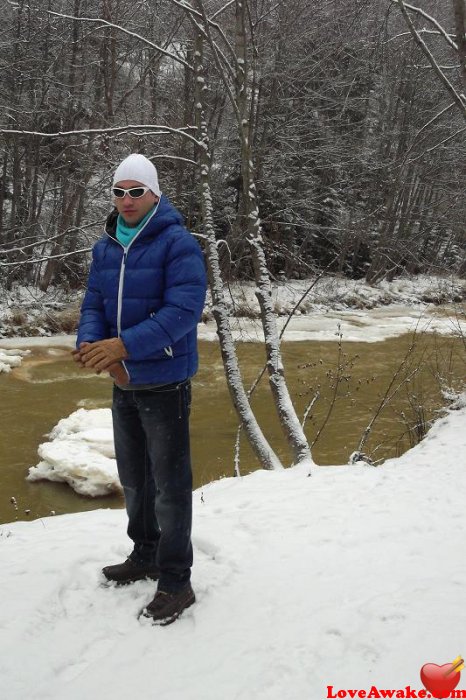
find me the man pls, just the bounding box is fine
[73,153,207,625]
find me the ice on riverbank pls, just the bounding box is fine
[0,347,30,373]
[218,273,465,317]
[27,408,120,497]
[2,394,466,699]
[1,302,465,349]
[1,274,464,339]
[200,303,466,342]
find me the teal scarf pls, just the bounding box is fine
[116,206,156,247]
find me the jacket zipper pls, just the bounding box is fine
[116,249,131,382]
[106,198,162,381]
[117,250,127,338]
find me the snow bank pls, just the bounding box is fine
[0,334,75,349]
[1,395,466,699]
[0,347,30,373]
[1,275,464,340]
[27,408,121,497]
[0,275,464,348]
[199,303,466,342]
[204,274,465,318]
[197,274,466,342]
[0,283,78,338]
[2,304,465,350]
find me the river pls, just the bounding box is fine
[0,331,464,524]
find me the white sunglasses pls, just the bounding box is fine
[113,186,151,199]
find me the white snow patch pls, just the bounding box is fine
[199,305,466,343]
[214,274,465,314]
[27,409,120,497]
[0,334,76,348]
[0,347,30,373]
[199,274,465,342]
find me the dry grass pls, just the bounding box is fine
[42,306,80,334]
[8,309,28,326]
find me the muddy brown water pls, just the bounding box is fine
[0,334,464,524]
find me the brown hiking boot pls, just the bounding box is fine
[139,584,195,625]
[102,558,160,585]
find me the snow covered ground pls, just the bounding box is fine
[1,395,465,699]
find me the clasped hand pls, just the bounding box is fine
[72,338,129,373]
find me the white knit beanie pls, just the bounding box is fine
[112,153,161,197]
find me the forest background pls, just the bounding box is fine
[0,0,464,293]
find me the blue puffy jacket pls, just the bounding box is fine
[77,195,207,386]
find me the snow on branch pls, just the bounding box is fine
[169,0,203,20]
[0,124,202,147]
[387,29,457,44]
[0,221,101,256]
[192,16,240,121]
[392,0,466,120]
[125,150,197,165]
[211,0,235,20]
[390,1,458,51]
[0,247,92,267]
[171,0,239,83]
[47,11,194,71]
[153,154,197,165]
[398,102,455,165]
[408,125,466,163]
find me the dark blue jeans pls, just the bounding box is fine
[111,381,193,593]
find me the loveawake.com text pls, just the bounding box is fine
[326,686,466,698]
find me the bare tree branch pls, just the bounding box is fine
[0,221,102,255]
[47,11,194,71]
[211,0,235,20]
[391,2,458,51]
[0,125,202,147]
[0,248,92,267]
[387,29,456,44]
[170,0,239,74]
[452,0,466,89]
[392,0,466,118]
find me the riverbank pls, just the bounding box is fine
[1,300,465,357]
[1,393,465,699]
[0,273,464,339]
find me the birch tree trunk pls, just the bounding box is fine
[453,0,466,91]
[193,32,282,471]
[234,0,312,466]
